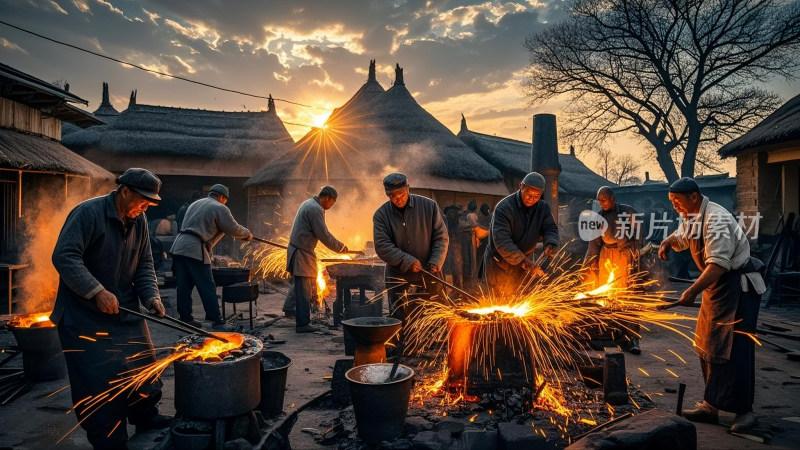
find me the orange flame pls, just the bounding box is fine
[8,312,54,328]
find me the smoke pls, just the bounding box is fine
[16,177,113,314]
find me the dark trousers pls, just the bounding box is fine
[293,275,316,327]
[58,324,162,450]
[174,255,221,322]
[702,288,761,414]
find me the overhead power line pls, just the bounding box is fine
[0,20,328,111]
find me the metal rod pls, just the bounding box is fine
[676,382,687,415]
[252,237,288,249]
[420,268,481,303]
[118,307,230,343]
[668,276,697,284]
[156,312,230,342]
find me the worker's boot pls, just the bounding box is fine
[731,412,757,433]
[682,401,719,423]
[627,338,641,355]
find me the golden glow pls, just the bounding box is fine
[8,313,54,328]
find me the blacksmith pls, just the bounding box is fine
[373,173,449,317]
[483,172,559,296]
[170,184,253,329]
[658,177,764,433]
[286,186,351,333]
[583,186,642,354]
[52,168,171,449]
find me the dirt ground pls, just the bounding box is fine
[1,281,799,449]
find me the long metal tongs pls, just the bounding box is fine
[119,306,230,343]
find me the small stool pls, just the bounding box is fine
[221,282,259,329]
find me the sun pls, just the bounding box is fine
[310,112,330,128]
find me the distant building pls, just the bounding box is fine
[245,61,508,240]
[0,63,112,263]
[62,86,294,245]
[719,93,800,237]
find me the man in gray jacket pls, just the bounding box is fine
[52,168,171,449]
[483,172,559,296]
[170,184,253,329]
[287,186,351,332]
[373,173,449,318]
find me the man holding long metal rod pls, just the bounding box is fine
[286,186,353,333]
[52,168,171,450]
[658,177,765,433]
[482,172,559,297]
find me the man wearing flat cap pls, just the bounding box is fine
[52,167,171,449]
[483,171,559,296]
[171,183,253,330]
[658,177,764,433]
[373,173,449,319]
[285,186,353,333]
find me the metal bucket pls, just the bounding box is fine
[346,363,414,444]
[173,334,263,419]
[10,325,67,381]
[257,351,292,418]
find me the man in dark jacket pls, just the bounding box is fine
[483,172,559,296]
[373,173,449,316]
[286,186,351,333]
[52,168,171,450]
[170,184,253,330]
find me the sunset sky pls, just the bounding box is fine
[2,0,798,180]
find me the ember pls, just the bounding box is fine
[8,312,54,328]
[173,332,260,362]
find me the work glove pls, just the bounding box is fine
[521,258,537,273]
[544,244,557,258]
[428,264,440,273]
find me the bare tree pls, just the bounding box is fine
[595,147,643,185]
[523,0,800,182]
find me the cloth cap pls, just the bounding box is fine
[668,177,700,194]
[467,200,477,211]
[319,185,338,199]
[480,202,490,215]
[117,168,161,203]
[209,184,230,198]
[383,173,408,192]
[521,172,546,190]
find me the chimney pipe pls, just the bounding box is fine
[531,114,561,221]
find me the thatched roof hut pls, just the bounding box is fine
[719,93,800,157]
[246,63,506,196]
[456,116,612,198]
[62,90,293,177]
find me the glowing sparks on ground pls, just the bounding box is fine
[402,250,696,425]
[665,368,680,378]
[638,367,650,376]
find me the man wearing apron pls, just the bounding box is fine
[583,186,642,354]
[659,177,764,433]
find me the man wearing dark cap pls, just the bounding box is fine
[373,173,449,317]
[286,186,352,332]
[659,177,764,433]
[583,186,643,354]
[483,171,559,296]
[52,168,171,449]
[171,183,253,330]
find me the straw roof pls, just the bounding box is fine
[457,117,613,197]
[62,93,294,175]
[0,63,103,128]
[0,129,114,179]
[719,93,800,157]
[246,63,504,194]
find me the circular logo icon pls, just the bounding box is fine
[578,210,608,241]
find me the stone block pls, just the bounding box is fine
[566,408,696,450]
[497,423,554,450]
[461,430,498,450]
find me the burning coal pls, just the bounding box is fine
[8,312,54,328]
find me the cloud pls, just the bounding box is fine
[48,1,68,15]
[0,38,28,54]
